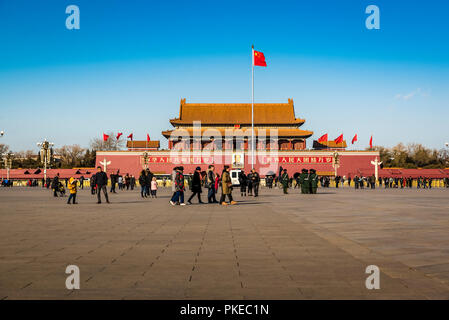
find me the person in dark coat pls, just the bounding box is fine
[238,170,247,196]
[110,171,117,193]
[188,167,203,204]
[95,166,109,204]
[250,169,260,197]
[51,173,60,197]
[145,168,153,197]
[139,170,147,198]
[206,165,218,203]
[90,173,96,195]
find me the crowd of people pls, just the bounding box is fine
[3,166,449,206]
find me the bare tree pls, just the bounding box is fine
[90,132,125,151]
[55,144,86,168]
[0,144,9,159]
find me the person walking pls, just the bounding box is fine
[79,175,84,190]
[67,176,78,204]
[110,171,117,193]
[95,166,110,204]
[139,170,147,198]
[188,167,203,204]
[118,175,123,190]
[238,170,247,196]
[130,175,136,190]
[125,174,130,190]
[51,173,60,197]
[220,166,236,205]
[206,165,218,203]
[309,169,318,194]
[280,169,289,194]
[150,177,158,198]
[250,169,260,197]
[170,167,177,200]
[170,166,186,205]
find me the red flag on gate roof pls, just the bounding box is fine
[127,133,133,140]
[146,134,150,142]
[369,135,373,149]
[116,132,123,140]
[334,134,344,145]
[351,134,358,144]
[318,133,328,143]
[253,49,267,67]
[103,133,109,142]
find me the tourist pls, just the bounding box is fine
[354,175,359,189]
[170,167,177,200]
[130,175,136,190]
[118,175,123,190]
[90,173,96,195]
[145,168,153,197]
[139,170,147,198]
[247,170,253,196]
[150,177,158,198]
[215,173,220,193]
[280,169,289,194]
[250,169,260,197]
[51,173,60,197]
[79,175,84,189]
[206,165,218,203]
[335,175,341,188]
[110,171,117,193]
[238,170,247,196]
[67,176,78,204]
[95,166,110,204]
[188,167,203,204]
[125,174,130,190]
[170,166,186,206]
[220,165,236,205]
[348,174,352,187]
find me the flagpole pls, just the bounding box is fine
[251,45,255,169]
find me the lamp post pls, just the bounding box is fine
[37,139,54,182]
[2,152,14,180]
[142,152,149,170]
[332,151,340,177]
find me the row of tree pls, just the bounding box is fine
[0,132,125,169]
[373,143,449,169]
[1,139,448,169]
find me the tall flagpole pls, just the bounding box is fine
[251,45,255,169]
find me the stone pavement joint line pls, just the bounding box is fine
[0,187,448,299]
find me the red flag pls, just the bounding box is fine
[334,134,344,145]
[103,133,109,142]
[318,133,328,143]
[127,133,133,140]
[369,135,373,149]
[116,132,123,140]
[146,134,150,142]
[253,50,267,67]
[351,134,358,144]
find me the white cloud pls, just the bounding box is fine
[394,88,429,101]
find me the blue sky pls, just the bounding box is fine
[0,0,448,151]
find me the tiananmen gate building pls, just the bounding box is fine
[95,99,380,177]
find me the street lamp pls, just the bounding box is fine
[2,151,14,180]
[37,139,54,182]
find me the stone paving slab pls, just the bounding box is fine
[0,186,448,299]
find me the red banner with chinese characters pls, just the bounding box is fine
[142,155,333,165]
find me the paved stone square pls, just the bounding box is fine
[0,186,448,299]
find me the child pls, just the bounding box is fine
[151,177,158,198]
[67,177,78,204]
